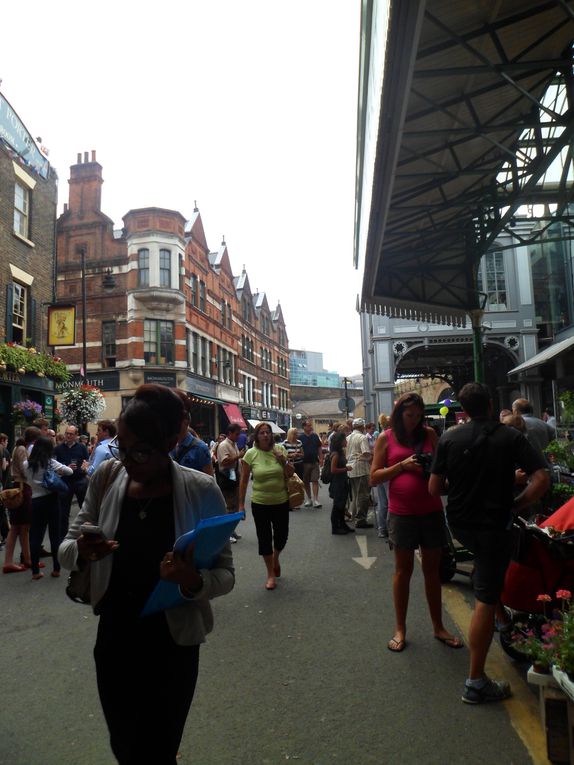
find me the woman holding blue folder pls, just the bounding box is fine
[59,384,235,765]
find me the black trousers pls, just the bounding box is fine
[58,478,88,539]
[30,493,61,574]
[94,612,200,765]
[251,501,290,556]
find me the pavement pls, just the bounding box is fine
[0,484,549,765]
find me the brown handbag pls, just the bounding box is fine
[0,481,24,510]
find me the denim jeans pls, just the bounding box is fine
[375,483,389,534]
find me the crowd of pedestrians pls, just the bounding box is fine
[0,381,561,760]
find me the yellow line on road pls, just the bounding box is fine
[443,585,550,765]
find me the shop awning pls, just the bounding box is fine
[508,335,574,376]
[222,403,247,428]
[247,419,285,435]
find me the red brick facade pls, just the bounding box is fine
[55,153,291,435]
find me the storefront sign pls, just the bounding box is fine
[0,93,49,178]
[44,394,54,419]
[183,374,216,397]
[144,371,177,388]
[61,371,121,392]
[0,370,21,384]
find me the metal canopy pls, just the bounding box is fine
[508,333,574,375]
[356,0,574,324]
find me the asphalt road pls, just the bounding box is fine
[0,483,538,765]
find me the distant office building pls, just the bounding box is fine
[289,349,340,388]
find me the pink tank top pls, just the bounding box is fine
[385,429,442,516]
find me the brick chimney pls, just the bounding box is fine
[68,150,103,214]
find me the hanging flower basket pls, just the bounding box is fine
[12,400,44,425]
[60,385,106,426]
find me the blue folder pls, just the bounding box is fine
[141,511,244,617]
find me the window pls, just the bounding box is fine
[221,302,226,326]
[144,319,174,365]
[138,249,150,287]
[12,283,26,344]
[191,275,198,306]
[227,303,232,330]
[200,337,208,376]
[199,281,206,312]
[159,249,171,288]
[14,183,30,239]
[192,332,199,373]
[477,251,507,311]
[102,321,116,367]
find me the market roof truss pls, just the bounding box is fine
[356,0,574,323]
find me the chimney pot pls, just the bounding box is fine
[91,150,96,162]
[77,153,82,164]
[84,151,89,163]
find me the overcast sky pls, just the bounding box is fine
[1,0,362,376]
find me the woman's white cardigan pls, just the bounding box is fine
[59,459,235,646]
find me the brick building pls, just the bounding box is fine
[55,153,291,438]
[0,92,59,436]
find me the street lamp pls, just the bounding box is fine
[78,246,116,384]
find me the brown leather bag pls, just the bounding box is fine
[0,481,24,510]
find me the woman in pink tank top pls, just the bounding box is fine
[371,392,462,653]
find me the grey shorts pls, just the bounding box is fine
[303,462,319,483]
[388,511,446,550]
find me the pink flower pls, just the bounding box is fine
[537,594,552,602]
[556,590,572,600]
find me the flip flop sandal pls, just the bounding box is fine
[434,635,464,649]
[387,637,406,652]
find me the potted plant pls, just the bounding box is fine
[516,595,557,674]
[12,400,44,425]
[59,385,106,427]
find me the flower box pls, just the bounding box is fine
[553,667,574,704]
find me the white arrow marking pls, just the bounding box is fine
[352,534,377,569]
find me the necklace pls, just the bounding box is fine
[134,497,155,520]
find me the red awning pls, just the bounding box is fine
[222,403,247,429]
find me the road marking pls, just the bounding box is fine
[443,585,551,765]
[352,534,377,569]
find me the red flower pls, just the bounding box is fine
[537,594,552,603]
[556,590,572,600]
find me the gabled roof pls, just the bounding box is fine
[272,302,285,325]
[184,207,209,251]
[252,291,270,315]
[234,269,252,299]
[208,241,233,278]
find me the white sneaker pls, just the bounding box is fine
[304,500,312,507]
[313,501,322,508]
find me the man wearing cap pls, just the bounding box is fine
[347,418,373,528]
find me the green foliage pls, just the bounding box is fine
[559,391,574,428]
[0,343,70,383]
[545,439,574,472]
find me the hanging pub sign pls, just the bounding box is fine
[47,305,76,346]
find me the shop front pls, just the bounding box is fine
[0,369,58,443]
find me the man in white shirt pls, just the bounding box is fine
[346,418,373,528]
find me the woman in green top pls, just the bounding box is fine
[239,422,294,590]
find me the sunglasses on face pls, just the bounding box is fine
[108,436,155,464]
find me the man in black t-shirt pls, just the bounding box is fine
[429,382,549,705]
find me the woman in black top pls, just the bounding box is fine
[329,431,354,535]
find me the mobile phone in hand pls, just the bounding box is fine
[80,524,106,540]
